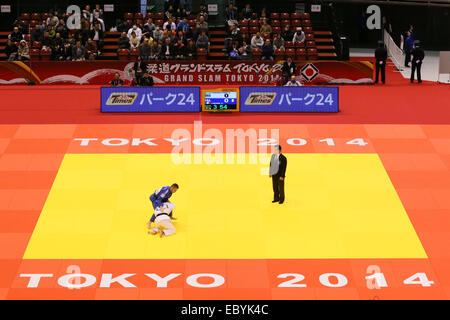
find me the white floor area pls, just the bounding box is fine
[350,48,450,83]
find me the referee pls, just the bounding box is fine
[374,41,387,84]
[269,145,287,204]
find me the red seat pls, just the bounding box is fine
[41,13,49,20]
[134,13,143,19]
[30,20,39,27]
[296,48,306,59]
[270,13,280,20]
[155,12,164,20]
[31,13,41,20]
[135,19,143,26]
[41,47,51,60]
[240,26,249,35]
[197,48,207,61]
[285,41,294,48]
[118,49,129,61]
[252,48,262,60]
[303,26,313,33]
[24,34,31,41]
[281,20,290,27]
[249,19,259,27]
[239,19,248,27]
[30,48,40,61]
[291,19,301,27]
[285,48,295,58]
[271,20,280,27]
[291,13,301,20]
[272,27,281,34]
[275,48,285,60]
[280,13,290,20]
[302,20,312,27]
[305,33,315,41]
[146,13,154,19]
[155,19,164,27]
[301,13,311,20]
[249,26,259,34]
[130,48,139,57]
[306,40,316,48]
[124,13,133,20]
[295,41,304,48]
[20,13,30,20]
[32,41,42,49]
[252,13,258,19]
[307,48,318,60]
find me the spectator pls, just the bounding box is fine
[229,41,240,60]
[56,19,68,39]
[185,39,197,60]
[285,75,302,86]
[80,17,91,42]
[150,41,162,60]
[53,32,64,48]
[161,37,175,59]
[179,0,192,14]
[175,30,187,45]
[134,56,147,83]
[82,5,92,22]
[72,41,86,61]
[9,26,23,43]
[260,7,268,20]
[139,72,154,87]
[241,4,254,20]
[196,30,210,52]
[118,32,131,49]
[282,25,294,42]
[129,31,140,49]
[46,12,59,27]
[42,32,53,49]
[85,38,98,60]
[5,39,18,61]
[17,40,30,61]
[177,18,190,33]
[197,4,209,21]
[273,34,285,50]
[282,56,296,83]
[31,26,44,43]
[63,42,73,60]
[165,5,175,20]
[127,24,142,40]
[93,4,103,20]
[139,39,152,60]
[48,25,56,39]
[404,31,414,67]
[238,40,252,60]
[196,16,209,31]
[162,29,176,43]
[67,33,76,47]
[144,19,156,34]
[226,4,238,26]
[153,27,164,43]
[251,32,264,49]
[293,27,305,44]
[260,19,272,36]
[174,38,186,59]
[110,72,124,86]
[90,23,104,53]
[163,18,176,32]
[261,38,274,60]
[51,44,65,61]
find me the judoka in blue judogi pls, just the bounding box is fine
[148,183,179,227]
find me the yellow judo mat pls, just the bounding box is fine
[23,153,427,259]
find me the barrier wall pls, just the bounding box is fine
[0,60,374,86]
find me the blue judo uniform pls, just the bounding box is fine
[149,186,173,222]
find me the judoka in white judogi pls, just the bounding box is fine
[149,202,176,237]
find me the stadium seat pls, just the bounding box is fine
[30,48,40,61]
[31,13,40,20]
[41,47,51,61]
[30,20,38,27]
[250,26,259,34]
[239,19,248,27]
[134,13,143,19]
[281,20,290,27]
[272,27,281,34]
[41,13,49,20]
[20,13,30,20]
[302,19,312,27]
[303,26,313,33]
[296,48,306,59]
[295,41,305,48]
[118,49,129,61]
[155,12,165,20]
[291,19,301,27]
[306,40,316,48]
[285,48,295,58]
[130,48,139,58]
[281,13,290,20]
[271,20,280,27]
[285,41,294,48]
[305,33,315,41]
[291,13,301,20]
[146,13,154,19]
[197,48,207,60]
[155,19,164,27]
[240,26,249,35]
[252,13,258,19]
[301,13,311,20]
[135,19,143,25]
[124,13,133,20]
[24,34,31,41]
[32,41,42,49]
[270,13,279,20]
[307,48,318,60]
[252,48,262,60]
[275,48,285,60]
[249,19,259,27]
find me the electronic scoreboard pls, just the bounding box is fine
[201,88,240,112]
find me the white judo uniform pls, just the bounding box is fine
[151,202,176,237]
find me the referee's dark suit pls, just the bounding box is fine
[270,153,287,204]
[375,41,387,84]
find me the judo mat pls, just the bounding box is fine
[1,123,450,299]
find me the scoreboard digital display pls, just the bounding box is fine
[202,89,239,112]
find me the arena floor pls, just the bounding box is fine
[1,60,450,300]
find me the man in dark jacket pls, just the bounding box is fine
[410,40,425,83]
[375,40,387,84]
[282,56,296,84]
[404,31,414,67]
[269,145,287,204]
[139,72,154,87]
[9,27,23,43]
[261,38,274,60]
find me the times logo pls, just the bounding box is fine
[106,93,138,105]
[244,93,277,105]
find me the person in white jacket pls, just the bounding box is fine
[127,25,142,40]
[149,202,177,238]
[293,27,305,44]
[251,32,264,49]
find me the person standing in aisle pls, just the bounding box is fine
[375,40,387,84]
[410,40,425,83]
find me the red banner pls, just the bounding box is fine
[0,60,373,85]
